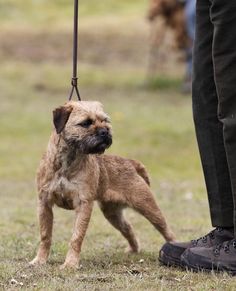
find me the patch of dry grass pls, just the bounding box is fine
[1,1,235,290]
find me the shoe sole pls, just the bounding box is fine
[159,250,184,268]
[181,256,236,276]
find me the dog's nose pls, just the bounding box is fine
[97,128,108,137]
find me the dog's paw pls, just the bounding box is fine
[29,257,47,266]
[125,246,140,254]
[165,230,176,242]
[61,249,80,269]
[59,262,78,270]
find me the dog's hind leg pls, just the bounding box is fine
[99,202,139,253]
[30,197,53,265]
[128,180,176,242]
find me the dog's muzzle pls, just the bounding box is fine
[66,128,112,154]
[94,129,112,154]
[81,129,112,154]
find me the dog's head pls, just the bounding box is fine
[53,101,112,154]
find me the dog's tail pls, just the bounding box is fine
[129,159,150,186]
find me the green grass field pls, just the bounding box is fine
[0,1,235,290]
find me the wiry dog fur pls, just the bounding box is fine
[30,101,175,268]
[148,0,188,49]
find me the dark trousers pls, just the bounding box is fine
[193,0,236,233]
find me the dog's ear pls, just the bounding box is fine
[53,105,73,134]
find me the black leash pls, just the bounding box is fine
[68,0,81,101]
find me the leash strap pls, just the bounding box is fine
[69,0,81,101]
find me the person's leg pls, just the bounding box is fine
[181,0,236,273]
[182,0,196,94]
[211,0,236,234]
[192,0,234,228]
[185,0,196,41]
[159,0,234,267]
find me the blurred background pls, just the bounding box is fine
[0,1,218,289]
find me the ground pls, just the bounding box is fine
[0,1,235,290]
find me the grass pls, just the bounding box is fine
[0,0,147,29]
[1,1,236,290]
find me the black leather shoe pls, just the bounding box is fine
[159,227,234,267]
[181,239,236,275]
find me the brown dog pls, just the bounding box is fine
[148,0,188,50]
[147,0,189,76]
[30,101,175,268]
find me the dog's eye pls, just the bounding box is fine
[103,118,110,123]
[77,119,93,128]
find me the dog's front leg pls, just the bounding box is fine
[30,198,53,266]
[61,200,93,269]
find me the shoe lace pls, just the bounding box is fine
[191,227,222,246]
[213,239,236,256]
[213,243,222,256]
